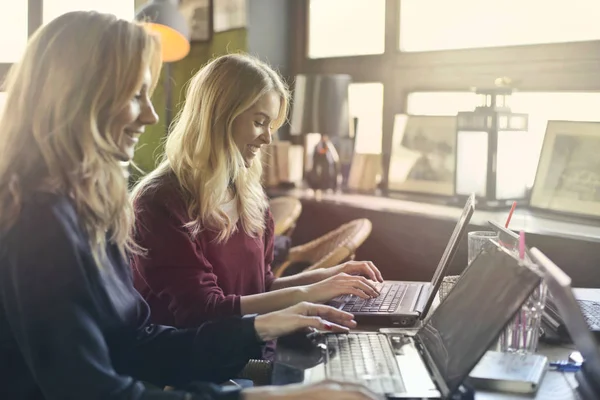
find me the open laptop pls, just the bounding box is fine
[328,194,475,327]
[530,248,600,399]
[274,240,542,399]
[488,220,600,340]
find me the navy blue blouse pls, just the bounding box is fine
[0,193,263,400]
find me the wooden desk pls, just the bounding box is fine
[269,189,600,288]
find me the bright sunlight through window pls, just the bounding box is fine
[308,0,385,58]
[400,0,600,52]
[43,0,134,24]
[0,0,28,63]
[349,83,384,154]
[407,91,600,187]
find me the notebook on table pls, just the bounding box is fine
[327,193,475,327]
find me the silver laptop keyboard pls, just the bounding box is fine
[339,282,417,313]
[579,300,600,328]
[324,333,405,394]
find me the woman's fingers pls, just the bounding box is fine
[357,262,379,282]
[319,381,384,400]
[344,261,384,283]
[348,277,379,298]
[367,261,384,282]
[299,315,351,332]
[305,303,355,323]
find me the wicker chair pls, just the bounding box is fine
[273,218,372,278]
[269,196,302,237]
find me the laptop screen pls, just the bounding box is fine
[416,242,541,397]
[421,194,475,318]
[531,248,600,381]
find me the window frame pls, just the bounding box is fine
[291,0,600,191]
[0,0,42,86]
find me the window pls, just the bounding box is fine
[349,82,384,154]
[308,0,385,59]
[407,91,600,187]
[400,0,600,52]
[0,0,28,63]
[43,0,134,24]
[0,92,6,113]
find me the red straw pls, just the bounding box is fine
[505,201,517,228]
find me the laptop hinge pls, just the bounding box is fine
[414,285,431,316]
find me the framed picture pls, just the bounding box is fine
[179,0,213,42]
[530,120,600,218]
[213,0,247,33]
[388,114,457,196]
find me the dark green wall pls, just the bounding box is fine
[133,1,247,176]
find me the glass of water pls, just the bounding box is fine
[468,231,499,265]
[497,263,547,354]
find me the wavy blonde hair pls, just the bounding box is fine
[132,54,289,242]
[0,11,162,263]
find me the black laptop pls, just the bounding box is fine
[327,194,475,327]
[274,240,542,399]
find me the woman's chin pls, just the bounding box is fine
[243,154,257,168]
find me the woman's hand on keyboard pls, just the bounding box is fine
[243,381,383,400]
[254,302,357,341]
[330,260,384,283]
[303,272,380,304]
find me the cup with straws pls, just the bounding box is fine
[496,203,548,354]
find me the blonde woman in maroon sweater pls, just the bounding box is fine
[130,54,384,332]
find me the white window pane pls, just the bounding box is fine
[349,82,384,154]
[406,91,600,187]
[0,92,6,114]
[400,0,600,52]
[308,0,385,58]
[44,0,134,24]
[407,92,479,116]
[0,0,28,63]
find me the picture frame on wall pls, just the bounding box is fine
[388,114,457,196]
[179,0,213,42]
[530,120,600,219]
[213,0,247,33]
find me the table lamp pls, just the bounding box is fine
[136,0,191,133]
[290,74,353,189]
[136,0,190,62]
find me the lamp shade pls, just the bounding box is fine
[136,0,190,62]
[290,74,352,138]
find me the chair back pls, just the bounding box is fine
[274,218,372,277]
[269,196,302,237]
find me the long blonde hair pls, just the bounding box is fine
[0,11,162,263]
[132,54,289,242]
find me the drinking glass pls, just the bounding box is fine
[468,231,499,265]
[497,271,547,354]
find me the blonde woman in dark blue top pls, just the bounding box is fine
[0,11,378,400]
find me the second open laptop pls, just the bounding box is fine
[328,194,475,327]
